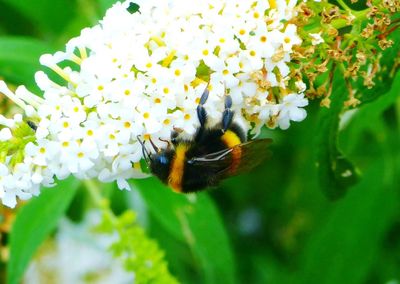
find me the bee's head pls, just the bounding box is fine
[151,154,169,165]
[137,136,172,183]
[148,150,174,182]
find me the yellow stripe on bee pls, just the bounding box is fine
[168,144,189,192]
[221,130,242,174]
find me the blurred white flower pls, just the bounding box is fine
[24,211,134,284]
[0,128,12,141]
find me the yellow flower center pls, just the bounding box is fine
[260,36,267,43]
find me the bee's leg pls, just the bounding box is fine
[137,136,151,164]
[159,137,171,148]
[194,88,209,141]
[196,88,209,128]
[27,121,37,131]
[221,94,234,132]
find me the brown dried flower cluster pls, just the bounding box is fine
[291,0,400,108]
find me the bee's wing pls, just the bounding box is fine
[188,138,272,178]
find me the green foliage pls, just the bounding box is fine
[95,202,178,284]
[295,160,398,284]
[0,37,54,90]
[357,28,400,104]
[293,72,400,284]
[0,0,77,35]
[340,72,400,155]
[97,0,119,15]
[7,178,80,284]
[133,178,235,284]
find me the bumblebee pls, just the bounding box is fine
[139,88,272,193]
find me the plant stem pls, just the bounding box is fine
[84,179,105,208]
[336,0,352,12]
[84,179,119,222]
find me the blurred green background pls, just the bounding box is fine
[0,0,399,283]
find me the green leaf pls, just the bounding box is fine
[295,159,398,284]
[7,178,80,284]
[97,0,119,15]
[0,36,54,90]
[0,0,77,35]
[132,178,236,284]
[315,79,359,199]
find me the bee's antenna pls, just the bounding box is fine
[159,138,171,148]
[137,136,151,163]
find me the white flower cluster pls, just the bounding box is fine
[0,0,309,207]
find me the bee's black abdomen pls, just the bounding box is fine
[180,162,221,193]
